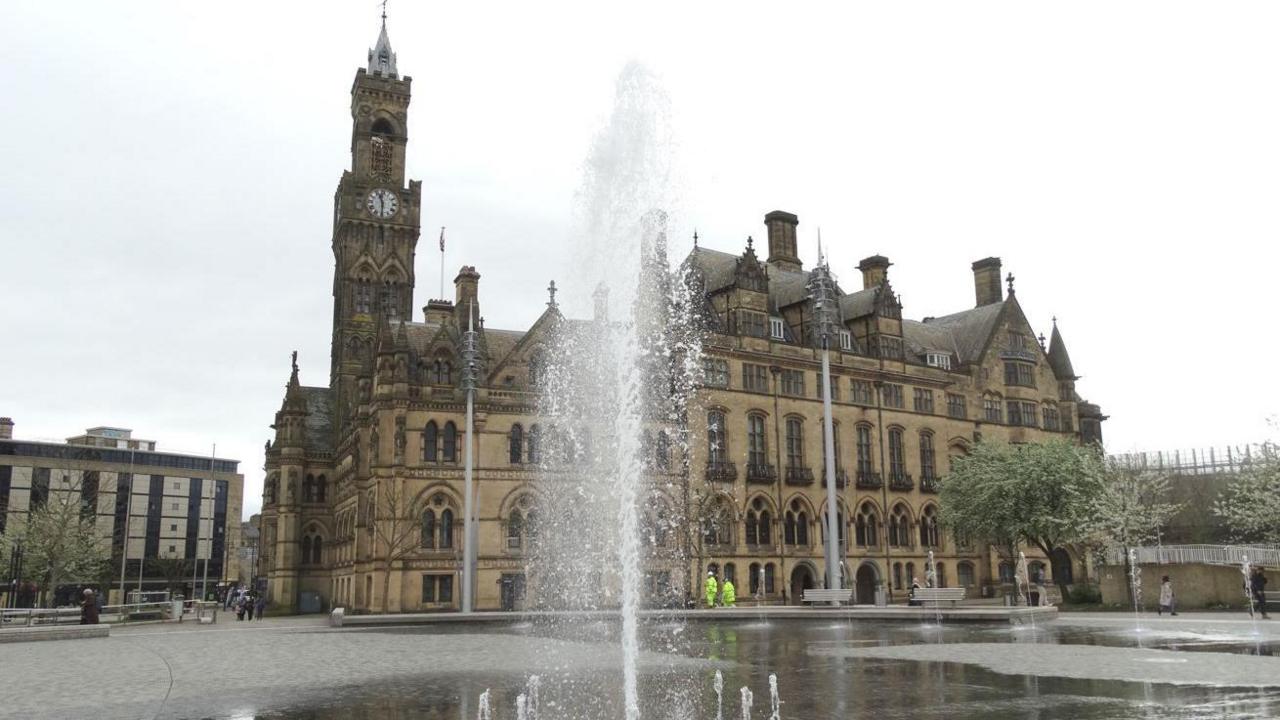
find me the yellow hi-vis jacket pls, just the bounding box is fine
[721,580,736,606]
[704,576,719,606]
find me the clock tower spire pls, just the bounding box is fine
[329,15,422,428]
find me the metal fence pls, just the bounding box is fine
[1106,544,1280,568]
[0,600,218,629]
[1108,445,1264,476]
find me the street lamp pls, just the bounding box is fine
[807,243,842,597]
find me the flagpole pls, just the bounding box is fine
[439,226,446,300]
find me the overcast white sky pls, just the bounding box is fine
[3,1,1278,519]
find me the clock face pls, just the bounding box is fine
[365,189,399,219]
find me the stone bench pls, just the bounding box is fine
[912,588,966,607]
[0,625,110,643]
[801,589,853,605]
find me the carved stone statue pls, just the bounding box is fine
[287,469,298,504]
[394,419,406,463]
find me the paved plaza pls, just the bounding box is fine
[1,612,1277,719]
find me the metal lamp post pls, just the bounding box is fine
[461,304,480,613]
[807,245,842,598]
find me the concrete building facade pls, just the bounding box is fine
[0,421,244,604]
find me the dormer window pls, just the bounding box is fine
[770,317,786,340]
[839,330,853,351]
[926,353,952,370]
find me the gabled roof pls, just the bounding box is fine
[1047,323,1077,379]
[839,287,878,319]
[920,301,1007,365]
[686,247,740,294]
[902,319,961,358]
[684,245,845,311]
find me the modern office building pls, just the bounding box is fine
[0,420,244,604]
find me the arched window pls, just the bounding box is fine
[749,562,762,594]
[380,282,398,319]
[919,431,937,481]
[745,498,771,546]
[509,425,524,464]
[701,497,734,546]
[442,422,458,463]
[311,536,323,565]
[785,418,804,469]
[300,536,312,564]
[747,414,768,467]
[432,357,453,385]
[354,279,373,314]
[707,411,727,464]
[507,510,524,550]
[893,562,903,591]
[654,431,670,471]
[527,424,541,464]
[999,562,1016,584]
[528,350,546,389]
[303,475,315,503]
[643,500,669,546]
[439,508,454,549]
[507,495,536,551]
[889,504,912,548]
[765,563,776,594]
[856,424,874,478]
[797,510,810,546]
[887,428,906,480]
[724,562,737,587]
[855,502,879,547]
[936,562,948,589]
[371,118,395,135]
[422,421,438,463]
[920,505,940,548]
[821,509,846,548]
[421,509,437,549]
[957,561,976,588]
[315,475,327,503]
[906,561,917,587]
[784,505,797,545]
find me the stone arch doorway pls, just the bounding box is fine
[789,564,816,605]
[855,562,879,605]
[1050,548,1074,587]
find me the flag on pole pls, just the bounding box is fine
[439,226,446,252]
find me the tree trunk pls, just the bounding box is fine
[381,559,392,614]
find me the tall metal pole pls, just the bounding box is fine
[461,303,478,612]
[118,449,135,604]
[808,242,842,597]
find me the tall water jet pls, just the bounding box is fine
[529,61,698,720]
[478,689,491,720]
[926,550,943,629]
[740,687,754,720]
[768,674,781,720]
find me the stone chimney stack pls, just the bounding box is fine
[0,417,12,440]
[858,255,891,289]
[454,266,480,318]
[764,210,802,273]
[972,257,1004,307]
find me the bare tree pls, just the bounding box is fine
[2,460,109,607]
[372,479,421,613]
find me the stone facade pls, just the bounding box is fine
[259,27,1106,613]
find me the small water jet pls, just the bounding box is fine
[768,674,781,720]
[1129,547,1144,641]
[739,687,753,720]
[478,689,492,720]
[713,670,724,720]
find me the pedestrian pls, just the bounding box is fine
[246,593,256,621]
[721,577,736,608]
[908,577,922,607]
[80,588,100,625]
[255,594,266,620]
[704,571,719,609]
[1158,575,1178,616]
[235,597,246,621]
[1250,567,1270,620]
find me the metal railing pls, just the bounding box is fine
[1106,544,1280,568]
[0,600,219,629]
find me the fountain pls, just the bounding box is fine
[925,550,943,630]
[713,670,724,720]
[1013,551,1037,633]
[768,674,781,720]
[739,687,753,720]
[478,689,492,720]
[1129,547,1144,641]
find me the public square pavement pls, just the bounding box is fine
[0,611,1276,719]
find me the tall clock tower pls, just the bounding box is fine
[330,19,422,428]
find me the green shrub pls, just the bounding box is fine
[1065,584,1102,605]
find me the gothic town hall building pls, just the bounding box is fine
[260,24,1106,613]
